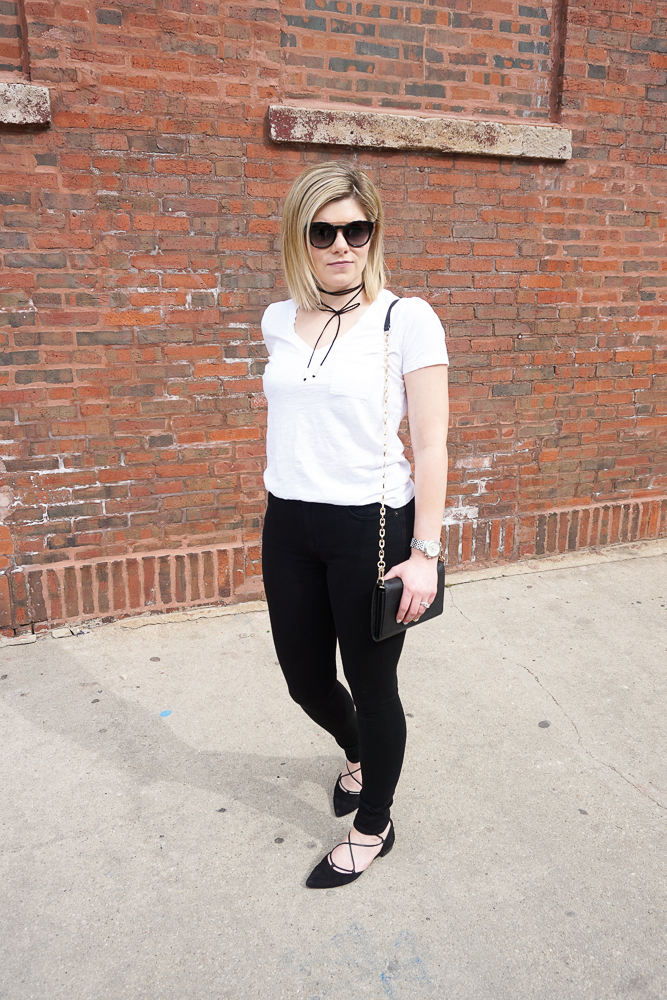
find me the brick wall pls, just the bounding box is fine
[0,0,26,76]
[281,0,553,117]
[0,0,666,632]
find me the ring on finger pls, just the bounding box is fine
[420,601,430,608]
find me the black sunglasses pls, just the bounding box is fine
[308,220,374,250]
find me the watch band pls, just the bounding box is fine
[410,538,442,559]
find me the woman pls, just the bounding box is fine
[261,162,449,888]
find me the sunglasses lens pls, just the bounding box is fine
[308,220,374,248]
[309,223,336,248]
[344,221,373,247]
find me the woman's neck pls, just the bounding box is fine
[317,282,368,311]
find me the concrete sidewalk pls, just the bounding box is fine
[1,544,666,1000]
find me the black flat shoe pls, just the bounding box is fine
[306,820,395,889]
[333,763,362,818]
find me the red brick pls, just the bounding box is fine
[0,0,664,627]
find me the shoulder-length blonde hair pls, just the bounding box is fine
[281,162,386,311]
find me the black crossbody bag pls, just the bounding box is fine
[371,297,446,642]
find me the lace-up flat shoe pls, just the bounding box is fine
[333,763,362,817]
[306,821,394,889]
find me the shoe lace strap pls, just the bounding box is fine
[328,831,385,875]
[341,764,362,790]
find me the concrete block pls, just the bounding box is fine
[0,632,37,647]
[51,626,73,638]
[0,83,51,126]
[269,104,572,160]
[14,632,37,644]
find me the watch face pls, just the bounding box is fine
[425,540,440,558]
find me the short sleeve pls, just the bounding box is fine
[394,296,448,375]
[261,299,294,356]
[261,301,279,355]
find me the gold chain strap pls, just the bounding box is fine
[377,301,394,586]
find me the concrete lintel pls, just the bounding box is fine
[269,104,572,161]
[0,82,51,125]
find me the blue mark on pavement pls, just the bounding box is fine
[280,924,431,999]
[159,710,172,717]
[331,925,431,997]
[380,930,431,996]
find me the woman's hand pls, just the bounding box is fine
[384,553,439,624]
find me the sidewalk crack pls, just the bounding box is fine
[448,589,484,635]
[518,658,666,812]
[447,591,665,811]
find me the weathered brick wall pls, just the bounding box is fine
[282,0,553,117]
[0,0,666,633]
[0,1,25,76]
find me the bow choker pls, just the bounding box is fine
[303,284,364,381]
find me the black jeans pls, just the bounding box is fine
[262,492,414,836]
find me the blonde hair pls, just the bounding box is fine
[281,162,386,311]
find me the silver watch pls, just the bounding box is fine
[410,537,442,559]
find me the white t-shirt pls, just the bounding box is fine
[261,288,449,507]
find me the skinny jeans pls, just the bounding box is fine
[262,492,413,836]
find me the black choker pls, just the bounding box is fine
[303,284,364,382]
[316,283,363,297]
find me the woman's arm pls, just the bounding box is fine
[383,364,449,624]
